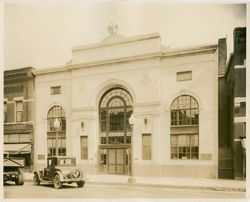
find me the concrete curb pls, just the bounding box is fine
[24,178,246,192]
[86,181,246,192]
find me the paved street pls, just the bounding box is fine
[4,181,245,199]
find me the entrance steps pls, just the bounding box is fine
[218,148,234,179]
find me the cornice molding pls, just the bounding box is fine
[32,66,68,76]
[69,51,162,70]
[31,43,218,75]
[162,44,217,59]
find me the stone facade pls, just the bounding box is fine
[33,30,219,178]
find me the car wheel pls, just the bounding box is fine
[34,173,40,185]
[53,175,62,189]
[77,181,85,188]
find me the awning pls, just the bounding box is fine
[4,143,31,154]
[4,158,25,167]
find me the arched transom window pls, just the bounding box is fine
[170,95,199,160]
[47,105,66,156]
[99,87,133,145]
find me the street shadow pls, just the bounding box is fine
[4,182,23,186]
[39,183,80,189]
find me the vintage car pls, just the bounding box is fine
[4,157,25,185]
[33,156,86,189]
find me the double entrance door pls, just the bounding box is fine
[99,147,130,175]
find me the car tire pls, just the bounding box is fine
[53,175,62,189]
[34,173,40,185]
[15,172,24,185]
[77,181,85,188]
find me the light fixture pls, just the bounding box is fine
[53,118,60,156]
[129,113,135,125]
[144,118,148,129]
[81,121,85,132]
[54,118,60,129]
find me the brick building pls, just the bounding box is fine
[4,67,35,171]
[218,27,246,179]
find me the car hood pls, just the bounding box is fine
[55,166,84,176]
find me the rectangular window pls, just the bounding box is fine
[177,71,192,81]
[4,134,31,143]
[109,110,124,131]
[51,86,61,95]
[16,101,23,122]
[47,137,66,156]
[171,134,198,160]
[48,138,55,156]
[19,134,31,142]
[8,134,20,142]
[99,149,107,165]
[171,109,199,126]
[80,136,88,160]
[234,102,246,117]
[4,102,7,123]
[142,133,151,160]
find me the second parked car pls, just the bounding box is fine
[33,156,86,189]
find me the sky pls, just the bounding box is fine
[4,3,246,70]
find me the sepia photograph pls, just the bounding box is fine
[2,1,247,200]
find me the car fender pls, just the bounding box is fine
[55,171,64,181]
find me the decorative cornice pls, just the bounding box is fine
[162,44,217,59]
[32,43,218,75]
[32,65,69,76]
[68,51,162,70]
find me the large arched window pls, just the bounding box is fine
[170,95,199,160]
[99,87,133,145]
[47,105,66,156]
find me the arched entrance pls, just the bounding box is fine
[98,87,133,175]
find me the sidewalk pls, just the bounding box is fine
[24,172,246,192]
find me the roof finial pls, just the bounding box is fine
[108,23,118,36]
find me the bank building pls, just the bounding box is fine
[9,25,225,178]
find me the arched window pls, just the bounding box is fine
[99,87,133,145]
[170,95,199,160]
[47,105,66,156]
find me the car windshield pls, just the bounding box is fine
[59,158,73,166]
